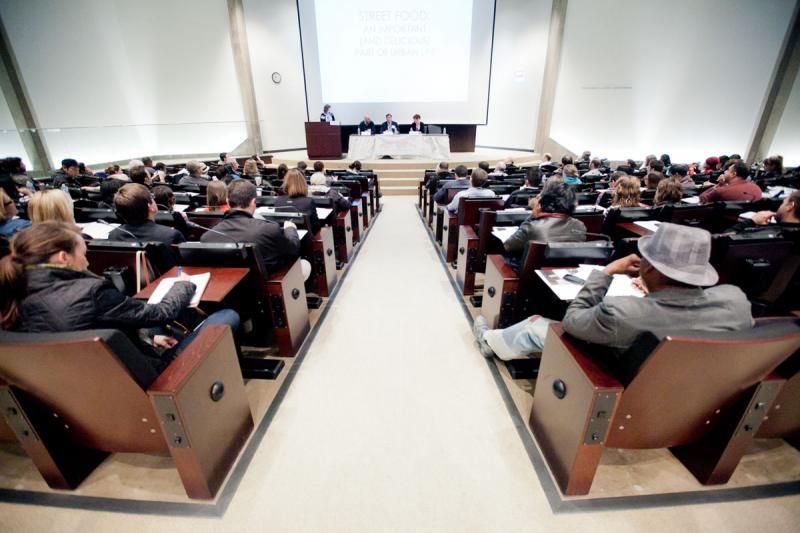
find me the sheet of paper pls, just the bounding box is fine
[172,204,189,212]
[296,229,308,240]
[536,265,645,301]
[316,207,333,219]
[739,211,776,224]
[491,226,518,243]
[501,194,510,201]
[574,204,605,213]
[77,221,118,239]
[766,186,796,199]
[147,272,210,307]
[634,220,661,232]
[681,196,701,204]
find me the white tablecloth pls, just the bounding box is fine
[347,134,451,160]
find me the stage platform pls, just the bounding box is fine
[269,148,540,196]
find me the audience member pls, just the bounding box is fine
[0,157,33,200]
[52,158,80,188]
[277,163,289,182]
[489,162,507,177]
[640,154,657,170]
[106,164,129,181]
[541,153,553,164]
[196,181,230,213]
[670,164,695,190]
[653,179,682,207]
[110,184,185,245]
[503,180,586,261]
[348,160,363,174]
[218,152,231,166]
[433,165,469,205]
[583,158,603,177]
[562,164,582,185]
[142,157,155,176]
[645,171,666,190]
[179,160,211,188]
[243,159,260,180]
[0,221,238,384]
[312,161,331,186]
[577,151,591,164]
[275,168,322,235]
[447,168,496,213]
[729,190,800,231]
[28,189,76,224]
[699,160,761,203]
[152,162,168,183]
[702,156,720,174]
[648,159,665,174]
[0,189,31,237]
[761,155,784,179]
[200,180,309,279]
[478,161,491,173]
[473,224,752,377]
[610,176,646,208]
[308,174,351,213]
[152,185,178,212]
[660,153,672,171]
[130,168,150,186]
[98,178,125,209]
[296,161,308,173]
[504,172,538,208]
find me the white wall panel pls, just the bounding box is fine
[769,66,800,166]
[549,0,795,163]
[0,0,246,165]
[476,0,550,151]
[243,0,309,151]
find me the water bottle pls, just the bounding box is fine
[443,127,447,135]
[60,183,69,195]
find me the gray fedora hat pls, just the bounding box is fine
[638,222,719,286]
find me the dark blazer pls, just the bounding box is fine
[274,194,322,235]
[200,209,300,273]
[433,179,469,204]
[503,214,587,255]
[320,112,335,122]
[358,121,375,134]
[17,266,194,378]
[380,121,400,133]
[410,122,427,133]
[109,220,185,246]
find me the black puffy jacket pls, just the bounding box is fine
[16,266,194,374]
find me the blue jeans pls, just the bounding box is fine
[171,309,240,355]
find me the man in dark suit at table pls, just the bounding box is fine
[380,113,399,134]
[358,115,375,135]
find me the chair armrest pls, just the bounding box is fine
[148,324,253,499]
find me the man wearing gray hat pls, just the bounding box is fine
[473,223,753,369]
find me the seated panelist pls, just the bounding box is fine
[380,113,399,134]
[358,115,375,135]
[0,222,239,383]
[409,114,427,133]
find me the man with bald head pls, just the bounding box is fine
[358,115,375,135]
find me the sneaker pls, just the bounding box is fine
[472,316,495,358]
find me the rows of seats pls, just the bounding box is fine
[0,162,382,499]
[417,160,800,496]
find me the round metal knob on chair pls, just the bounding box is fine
[291,288,301,299]
[210,381,225,402]
[487,287,496,298]
[553,379,567,399]
[443,225,448,231]
[327,249,333,256]
[346,226,351,232]
[459,247,465,255]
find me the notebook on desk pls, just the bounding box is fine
[536,265,644,301]
[77,221,118,239]
[147,272,210,307]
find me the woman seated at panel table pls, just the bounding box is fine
[275,169,321,235]
[409,114,427,133]
[503,180,587,271]
[0,222,239,386]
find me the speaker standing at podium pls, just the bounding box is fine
[320,104,335,123]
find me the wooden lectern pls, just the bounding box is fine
[305,122,342,159]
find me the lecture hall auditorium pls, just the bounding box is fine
[0,0,799,531]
